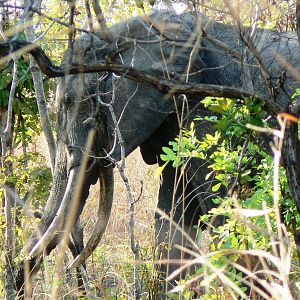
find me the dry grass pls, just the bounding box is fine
[24,137,160,299]
[82,148,159,250]
[23,134,300,299]
[75,149,159,298]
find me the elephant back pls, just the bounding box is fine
[108,10,207,82]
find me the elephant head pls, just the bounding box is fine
[16,9,300,295]
[17,11,205,284]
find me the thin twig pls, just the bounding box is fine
[96,77,141,300]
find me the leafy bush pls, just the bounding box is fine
[163,97,300,299]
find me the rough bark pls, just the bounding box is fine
[283,123,300,213]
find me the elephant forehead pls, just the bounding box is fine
[56,74,94,105]
[55,78,66,102]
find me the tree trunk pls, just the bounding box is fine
[1,111,16,300]
[296,0,300,44]
[23,0,56,173]
[4,187,15,300]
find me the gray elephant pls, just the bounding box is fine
[13,10,300,297]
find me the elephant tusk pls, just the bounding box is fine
[28,168,80,258]
[67,165,114,269]
[28,129,96,259]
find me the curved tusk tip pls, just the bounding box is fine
[28,249,37,258]
[67,256,80,270]
[28,244,42,259]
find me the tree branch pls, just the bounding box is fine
[23,0,56,174]
[91,0,112,43]
[0,39,280,117]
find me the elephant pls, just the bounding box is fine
[13,9,300,297]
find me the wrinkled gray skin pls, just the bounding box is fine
[17,10,300,296]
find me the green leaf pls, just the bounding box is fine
[160,154,170,162]
[212,182,221,192]
[212,197,221,204]
[172,160,184,168]
[231,236,239,248]
[162,146,174,155]
[196,228,203,247]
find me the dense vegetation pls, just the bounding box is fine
[0,0,300,299]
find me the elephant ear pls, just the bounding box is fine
[99,11,208,161]
[140,139,158,165]
[139,114,179,165]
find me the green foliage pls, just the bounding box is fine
[159,96,300,297]
[201,97,265,136]
[0,40,36,108]
[0,151,52,216]
[15,153,51,208]
[0,55,53,143]
[158,122,220,173]
[0,150,51,297]
[0,71,11,107]
[91,244,160,298]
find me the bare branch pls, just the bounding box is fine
[96,80,141,300]
[84,0,94,33]
[3,4,87,34]
[67,0,76,51]
[91,0,113,43]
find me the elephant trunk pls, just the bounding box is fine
[68,164,114,269]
